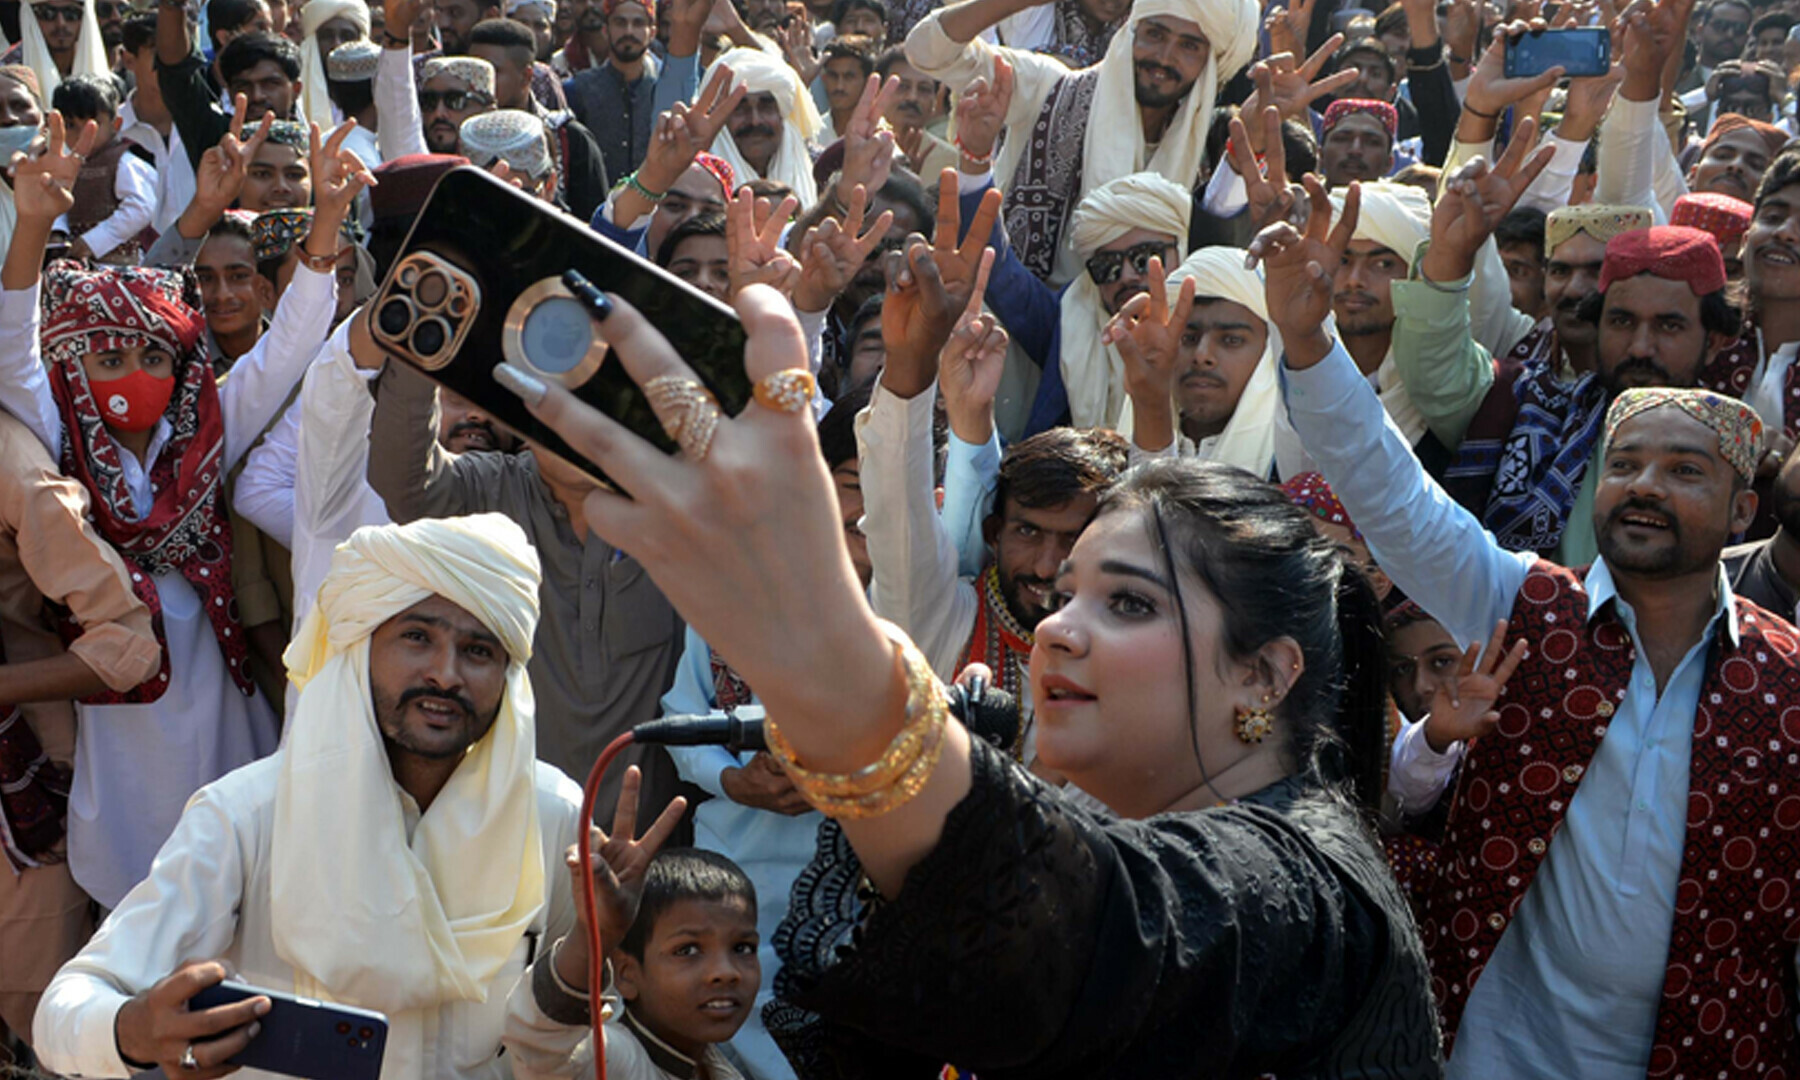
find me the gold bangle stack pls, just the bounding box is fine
[763,624,948,820]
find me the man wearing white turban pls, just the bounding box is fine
[704,46,822,208]
[905,0,1258,286]
[297,0,371,127]
[1111,246,1313,481]
[952,170,1192,434]
[5,0,108,100]
[32,514,587,1080]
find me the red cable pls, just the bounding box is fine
[578,730,639,1080]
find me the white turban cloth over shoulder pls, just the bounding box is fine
[704,47,822,207]
[299,0,372,128]
[271,513,547,1076]
[20,0,107,100]
[1116,246,1290,478]
[1059,170,1192,430]
[1332,180,1433,446]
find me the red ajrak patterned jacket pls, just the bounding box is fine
[1421,563,1800,1076]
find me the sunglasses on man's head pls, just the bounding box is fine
[419,89,492,111]
[35,5,85,22]
[1085,241,1179,286]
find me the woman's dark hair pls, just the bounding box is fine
[654,210,726,268]
[1098,460,1389,811]
[1574,284,1743,338]
[617,848,756,960]
[219,32,302,85]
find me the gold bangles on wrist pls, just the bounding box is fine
[763,623,948,820]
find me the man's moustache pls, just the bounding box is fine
[735,124,778,138]
[1136,62,1179,82]
[398,686,477,719]
[450,420,497,442]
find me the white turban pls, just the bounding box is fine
[20,0,107,101]
[1066,0,1257,280]
[1058,171,1191,430]
[272,514,546,1080]
[704,47,822,207]
[299,0,371,128]
[1115,246,1297,480]
[1331,180,1432,445]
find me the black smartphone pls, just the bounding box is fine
[188,980,387,1080]
[1504,27,1610,78]
[368,166,752,493]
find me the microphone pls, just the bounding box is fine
[633,681,1024,755]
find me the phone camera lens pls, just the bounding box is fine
[336,1022,352,1035]
[412,317,449,358]
[416,270,449,308]
[360,1027,374,1039]
[520,295,597,375]
[377,298,413,337]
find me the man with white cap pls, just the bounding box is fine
[461,106,556,202]
[419,53,495,154]
[903,0,1259,285]
[2,0,108,98]
[704,46,822,208]
[31,513,590,1080]
[327,38,384,168]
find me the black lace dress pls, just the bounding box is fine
[765,738,1444,1079]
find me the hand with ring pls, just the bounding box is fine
[113,960,269,1078]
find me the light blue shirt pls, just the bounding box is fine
[662,627,818,1080]
[1284,338,1740,1078]
[941,426,1002,577]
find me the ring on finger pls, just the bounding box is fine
[644,375,722,462]
[181,1044,200,1071]
[753,370,817,414]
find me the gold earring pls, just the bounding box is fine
[1234,698,1274,744]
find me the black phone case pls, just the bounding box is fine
[371,166,753,493]
[1504,28,1611,79]
[189,981,387,1080]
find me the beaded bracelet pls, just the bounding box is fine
[624,171,668,203]
[953,133,994,167]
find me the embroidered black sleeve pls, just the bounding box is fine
[770,739,1443,1079]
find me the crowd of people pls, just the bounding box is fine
[1,0,1800,1071]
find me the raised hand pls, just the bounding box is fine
[1463,21,1565,123]
[1420,114,1554,281]
[559,765,689,990]
[954,54,1013,168]
[778,16,820,84]
[894,122,927,173]
[1239,35,1357,151]
[1247,175,1359,369]
[1556,54,1624,142]
[1228,106,1304,231]
[10,112,97,222]
[727,188,802,298]
[1442,0,1480,72]
[639,64,746,195]
[937,246,1003,444]
[1102,257,1197,451]
[309,119,377,227]
[1265,0,1316,60]
[1618,0,1685,99]
[385,0,425,45]
[792,183,893,313]
[927,167,1003,315]
[836,73,900,208]
[1422,620,1528,753]
[193,96,273,216]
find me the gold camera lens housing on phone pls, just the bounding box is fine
[501,277,610,388]
[372,252,481,370]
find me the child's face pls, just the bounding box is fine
[616,897,760,1060]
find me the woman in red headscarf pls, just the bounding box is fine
[0,113,371,908]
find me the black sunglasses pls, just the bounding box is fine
[35,5,84,22]
[419,89,493,111]
[1085,240,1179,285]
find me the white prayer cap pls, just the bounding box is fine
[1068,171,1193,258]
[460,109,553,179]
[420,55,497,98]
[507,0,556,17]
[1331,180,1432,269]
[327,38,381,81]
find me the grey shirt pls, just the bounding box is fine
[366,364,686,817]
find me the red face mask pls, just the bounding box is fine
[97,368,176,432]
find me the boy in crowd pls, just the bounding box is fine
[51,72,157,264]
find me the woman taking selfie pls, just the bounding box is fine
[492,243,1444,1076]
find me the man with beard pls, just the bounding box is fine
[1319,97,1397,186]
[509,0,558,60]
[418,55,496,153]
[1724,450,1800,620]
[1686,113,1787,203]
[1268,182,1800,1080]
[858,223,1129,731]
[1677,0,1753,94]
[563,0,661,182]
[33,514,588,1080]
[156,13,300,169]
[469,19,608,219]
[876,46,955,178]
[5,0,109,99]
[955,170,1191,432]
[903,0,1258,286]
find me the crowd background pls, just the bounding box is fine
[2,0,1800,1070]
